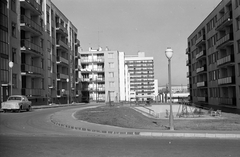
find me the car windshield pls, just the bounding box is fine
[8,97,22,100]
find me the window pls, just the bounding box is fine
[108,53,113,58]
[12,22,16,37]
[109,81,115,87]
[12,74,17,88]
[109,72,114,78]
[12,48,16,63]
[109,62,114,68]
[11,0,16,12]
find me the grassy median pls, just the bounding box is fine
[74,106,240,131]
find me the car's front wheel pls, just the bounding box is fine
[26,106,31,112]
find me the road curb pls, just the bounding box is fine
[50,113,240,139]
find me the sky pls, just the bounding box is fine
[52,0,221,86]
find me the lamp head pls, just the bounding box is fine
[165,47,173,59]
[66,78,69,82]
[9,61,14,68]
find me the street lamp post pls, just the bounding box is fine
[66,78,69,104]
[9,61,14,96]
[165,47,174,131]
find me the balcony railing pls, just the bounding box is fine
[196,65,206,73]
[187,72,191,77]
[20,0,42,15]
[217,54,233,66]
[196,50,206,59]
[197,81,206,87]
[21,64,43,76]
[216,11,232,30]
[216,33,233,48]
[218,76,234,85]
[186,47,190,54]
[56,40,69,50]
[21,39,43,56]
[56,23,68,36]
[57,73,69,80]
[20,15,43,35]
[22,88,43,96]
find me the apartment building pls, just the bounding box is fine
[125,52,155,102]
[186,0,240,110]
[0,0,81,105]
[80,47,121,102]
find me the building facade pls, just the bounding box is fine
[125,52,155,102]
[0,0,81,105]
[80,47,121,102]
[186,0,240,110]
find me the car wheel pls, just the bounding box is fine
[3,109,7,113]
[26,106,31,112]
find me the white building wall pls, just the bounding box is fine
[119,52,125,101]
[154,79,158,101]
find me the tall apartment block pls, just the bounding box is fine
[125,52,155,102]
[80,47,122,102]
[0,0,81,105]
[186,0,240,110]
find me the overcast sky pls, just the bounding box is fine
[52,0,221,86]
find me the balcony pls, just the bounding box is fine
[22,88,43,96]
[196,65,206,73]
[20,15,43,36]
[218,76,234,85]
[56,23,68,36]
[57,73,69,80]
[197,81,206,87]
[216,33,233,48]
[57,89,69,97]
[196,50,206,60]
[56,40,69,51]
[195,35,206,46]
[219,97,236,106]
[21,64,44,76]
[82,78,90,82]
[56,56,69,65]
[21,39,43,57]
[75,39,80,46]
[20,0,42,15]
[216,12,232,31]
[186,59,191,66]
[217,54,234,66]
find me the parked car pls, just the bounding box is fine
[1,95,32,112]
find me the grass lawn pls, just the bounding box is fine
[74,106,240,131]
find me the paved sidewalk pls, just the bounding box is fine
[50,105,240,139]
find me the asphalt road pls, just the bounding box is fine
[0,105,240,157]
